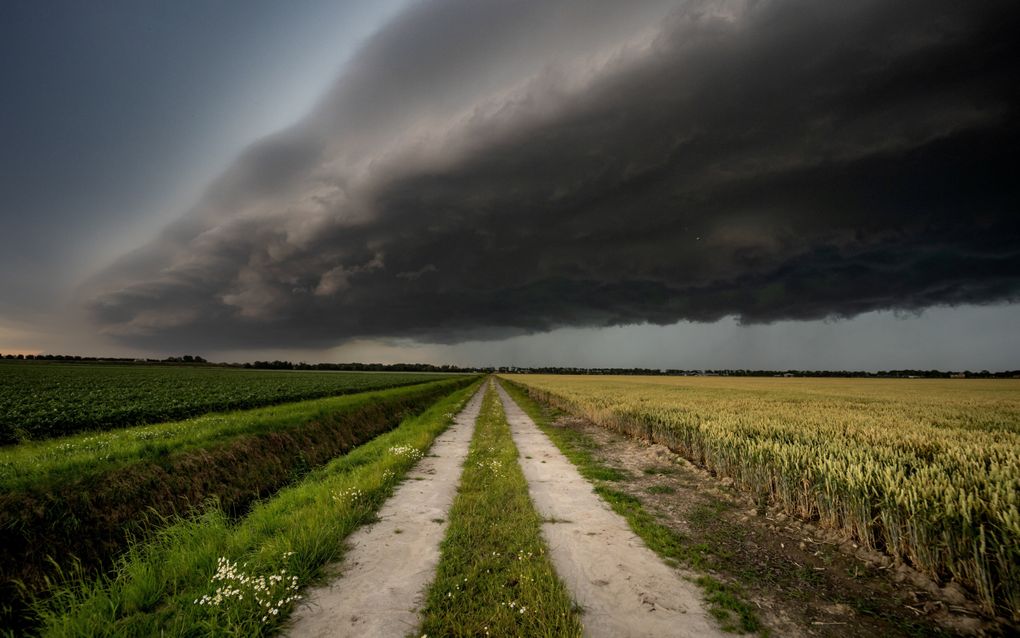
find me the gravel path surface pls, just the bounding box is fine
[286,386,485,638]
[497,383,724,638]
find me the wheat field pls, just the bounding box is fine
[503,375,1020,619]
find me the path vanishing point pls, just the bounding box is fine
[287,380,723,637]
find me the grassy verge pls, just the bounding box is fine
[1,377,475,634]
[418,383,583,638]
[29,380,484,637]
[499,378,763,635]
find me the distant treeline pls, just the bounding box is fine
[1,353,208,363]
[498,367,1020,378]
[2,354,1017,377]
[0,353,482,373]
[239,360,480,373]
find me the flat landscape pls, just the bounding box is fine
[1,364,1016,636]
[2,1,1018,636]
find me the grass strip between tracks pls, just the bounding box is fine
[418,381,583,638]
[499,378,763,635]
[30,380,483,637]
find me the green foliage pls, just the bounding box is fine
[0,377,470,491]
[0,360,457,443]
[32,381,483,636]
[1,378,475,634]
[696,576,762,634]
[419,384,583,637]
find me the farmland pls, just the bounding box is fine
[0,377,463,490]
[0,360,457,443]
[502,374,1020,620]
[35,380,484,636]
[5,365,1017,636]
[0,371,475,633]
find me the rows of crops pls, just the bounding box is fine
[0,361,456,442]
[503,374,1020,619]
[31,381,484,636]
[0,377,470,490]
[0,372,476,633]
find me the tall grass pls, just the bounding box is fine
[32,380,483,637]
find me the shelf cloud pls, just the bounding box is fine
[86,0,1020,349]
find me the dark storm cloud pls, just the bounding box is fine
[86,0,1020,349]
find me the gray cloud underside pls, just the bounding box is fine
[87,0,1020,349]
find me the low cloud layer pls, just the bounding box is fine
[87,0,1020,349]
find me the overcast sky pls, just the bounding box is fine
[1,0,1017,369]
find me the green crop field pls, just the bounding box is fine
[0,377,469,491]
[32,381,484,636]
[0,361,456,442]
[0,372,476,633]
[502,374,1020,619]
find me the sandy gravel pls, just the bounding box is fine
[497,384,724,638]
[285,386,485,638]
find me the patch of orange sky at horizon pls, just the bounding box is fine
[0,348,42,356]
